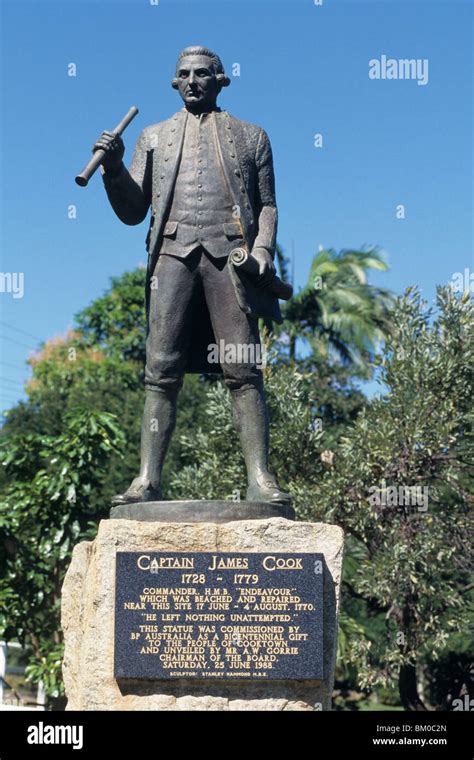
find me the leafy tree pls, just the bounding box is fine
[2,272,210,500]
[281,247,394,370]
[75,268,148,364]
[3,335,143,505]
[0,410,124,706]
[316,288,473,709]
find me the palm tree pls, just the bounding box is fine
[277,246,395,369]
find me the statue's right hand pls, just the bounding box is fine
[92,130,125,172]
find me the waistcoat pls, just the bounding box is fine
[160,109,245,258]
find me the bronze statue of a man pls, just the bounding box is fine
[94,45,291,506]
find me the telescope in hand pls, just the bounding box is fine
[229,248,293,301]
[75,106,139,187]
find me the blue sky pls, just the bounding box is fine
[0,0,472,413]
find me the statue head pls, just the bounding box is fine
[172,46,230,113]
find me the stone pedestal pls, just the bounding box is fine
[61,517,344,711]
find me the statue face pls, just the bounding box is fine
[175,55,219,111]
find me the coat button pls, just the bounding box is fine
[234,169,240,176]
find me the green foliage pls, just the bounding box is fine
[281,247,395,370]
[0,410,125,702]
[75,268,147,363]
[24,644,65,703]
[316,288,473,708]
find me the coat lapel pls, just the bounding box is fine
[213,111,253,241]
[148,109,188,273]
[157,108,188,220]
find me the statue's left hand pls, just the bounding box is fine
[251,247,276,288]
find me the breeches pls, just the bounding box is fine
[145,246,263,392]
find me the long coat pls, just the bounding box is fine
[102,108,282,372]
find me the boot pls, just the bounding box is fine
[230,384,292,505]
[112,387,179,506]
